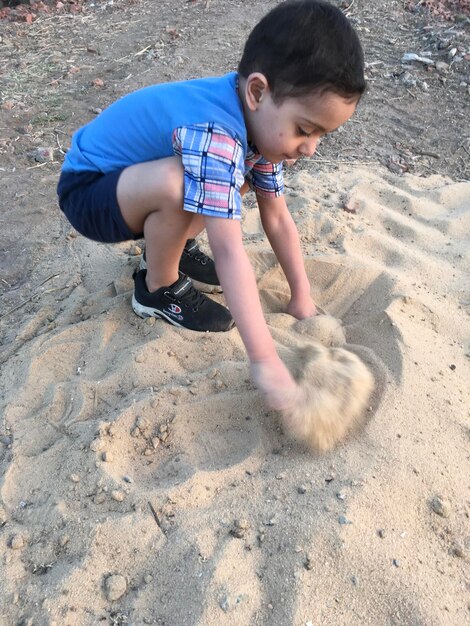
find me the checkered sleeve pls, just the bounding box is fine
[246,156,284,198]
[173,123,245,220]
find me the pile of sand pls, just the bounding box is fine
[1,165,469,625]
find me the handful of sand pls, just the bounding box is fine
[292,313,346,347]
[280,342,374,452]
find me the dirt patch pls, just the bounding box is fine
[0,0,469,323]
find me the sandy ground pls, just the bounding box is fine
[1,1,469,625]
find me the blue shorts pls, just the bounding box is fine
[57,169,143,243]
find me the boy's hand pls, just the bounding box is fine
[250,355,299,412]
[257,194,318,321]
[287,294,318,319]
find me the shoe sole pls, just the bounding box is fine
[132,294,234,332]
[139,256,222,294]
[132,294,184,328]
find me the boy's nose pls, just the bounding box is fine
[299,137,318,158]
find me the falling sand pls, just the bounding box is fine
[281,341,374,452]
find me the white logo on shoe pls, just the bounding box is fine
[165,303,183,320]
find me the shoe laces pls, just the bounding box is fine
[166,281,206,312]
[184,240,210,266]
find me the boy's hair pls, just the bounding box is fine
[238,0,365,102]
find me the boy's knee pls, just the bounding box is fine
[158,157,184,209]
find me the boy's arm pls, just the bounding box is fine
[204,216,298,411]
[257,192,317,318]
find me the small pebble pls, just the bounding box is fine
[430,495,450,518]
[231,519,250,538]
[136,416,150,431]
[297,485,307,494]
[392,559,400,567]
[338,515,352,525]
[144,574,153,584]
[102,451,113,462]
[219,595,230,612]
[10,534,25,550]
[69,474,80,483]
[58,534,70,547]
[451,542,465,558]
[33,146,54,163]
[336,492,346,500]
[435,61,450,73]
[90,439,104,452]
[304,554,314,570]
[135,354,146,363]
[104,574,127,601]
[111,490,125,502]
[377,529,386,538]
[123,476,133,484]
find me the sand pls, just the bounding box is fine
[1,164,469,625]
[281,341,374,453]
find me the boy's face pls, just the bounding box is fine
[242,76,358,164]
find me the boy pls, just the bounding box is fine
[57,0,365,412]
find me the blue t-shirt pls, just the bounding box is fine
[63,73,284,219]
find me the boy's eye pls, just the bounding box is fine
[297,127,312,137]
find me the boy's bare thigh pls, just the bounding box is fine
[117,156,185,234]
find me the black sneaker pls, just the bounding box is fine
[140,239,221,292]
[132,269,234,332]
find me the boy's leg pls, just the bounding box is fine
[117,156,193,292]
[175,183,250,287]
[186,214,205,240]
[117,156,233,332]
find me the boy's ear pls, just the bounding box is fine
[244,73,269,111]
